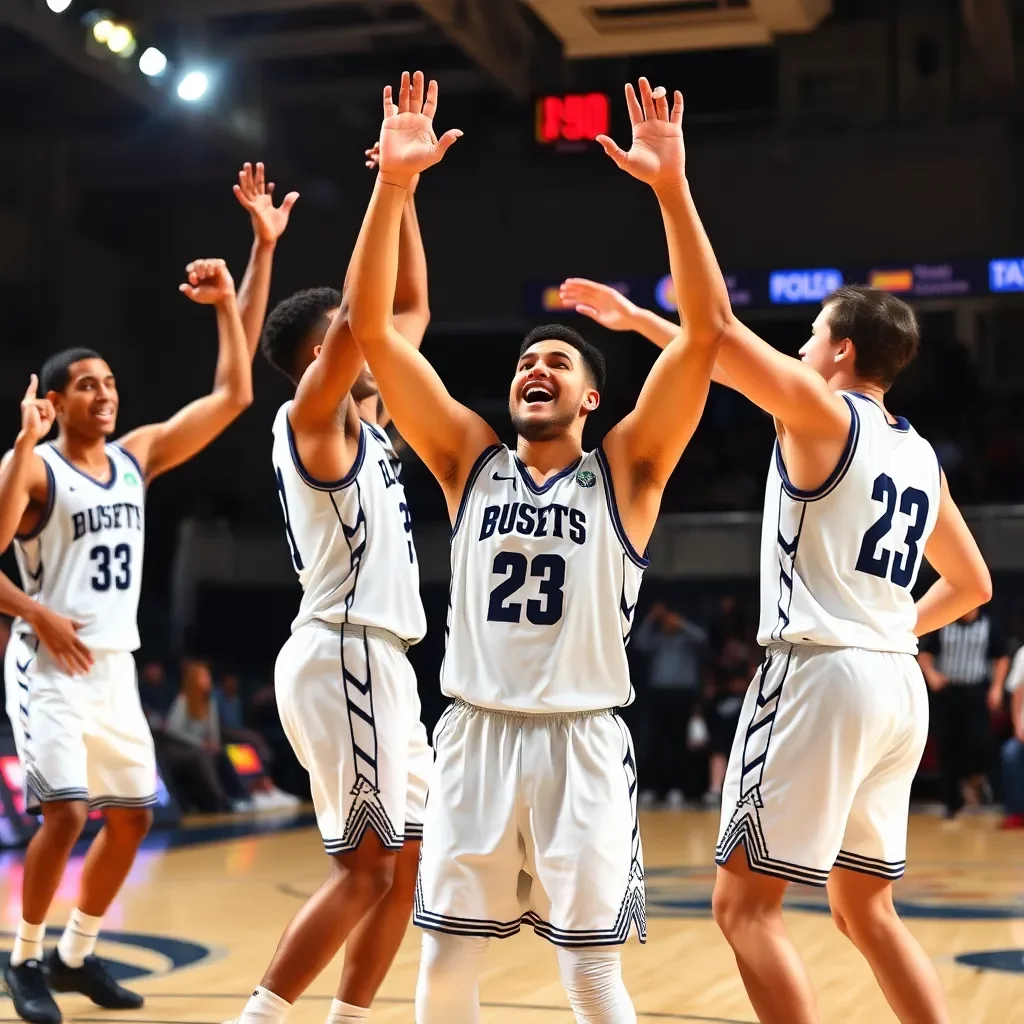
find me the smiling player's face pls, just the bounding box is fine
[508,341,598,442]
[52,358,119,440]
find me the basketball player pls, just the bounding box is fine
[228,155,432,1024]
[346,71,726,1024]
[557,287,990,1019]
[0,227,283,1024]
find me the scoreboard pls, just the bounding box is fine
[535,92,610,149]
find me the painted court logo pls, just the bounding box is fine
[0,928,211,982]
[576,470,596,488]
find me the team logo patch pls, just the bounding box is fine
[124,471,140,486]
[576,470,596,488]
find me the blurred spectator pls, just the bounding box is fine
[215,671,273,766]
[138,660,175,729]
[165,658,246,813]
[919,609,1010,818]
[703,661,751,806]
[709,596,749,655]
[635,603,707,808]
[1000,645,1024,829]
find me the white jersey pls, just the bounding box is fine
[759,391,941,654]
[271,403,426,642]
[13,442,145,652]
[442,445,646,713]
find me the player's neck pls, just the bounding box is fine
[515,435,584,480]
[55,431,109,472]
[831,374,888,411]
[354,395,378,425]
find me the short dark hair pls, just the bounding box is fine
[824,286,919,389]
[261,287,341,383]
[519,324,607,393]
[40,348,104,395]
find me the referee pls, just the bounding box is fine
[919,607,1010,818]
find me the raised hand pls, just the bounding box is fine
[597,78,685,190]
[559,278,638,331]
[179,259,236,306]
[19,375,55,445]
[378,70,462,188]
[365,140,419,193]
[233,161,299,246]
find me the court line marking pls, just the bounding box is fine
[118,994,756,1023]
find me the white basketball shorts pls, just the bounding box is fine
[275,623,431,854]
[414,701,646,947]
[4,629,157,811]
[716,643,929,885]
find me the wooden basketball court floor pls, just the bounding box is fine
[2,810,1022,1023]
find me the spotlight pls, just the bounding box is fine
[46,0,73,12]
[138,47,167,77]
[106,23,134,54]
[92,17,113,43]
[177,70,209,102]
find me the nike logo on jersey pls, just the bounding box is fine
[71,502,143,541]
[492,472,518,488]
[479,502,587,544]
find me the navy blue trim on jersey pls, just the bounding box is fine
[15,461,56,542]
[286,412,366,491]
[770,498,807,643]
[46,443,118,490]
[595,447,650,569]
[715,647,832,887]
[847,391,911,433]
[775,394,860,502]
[363,421,389,446]
[451,444,503,539]
[112,443,147,489]
[513,453,582,495]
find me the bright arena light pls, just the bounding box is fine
[92,18,113,43]
[138,47,167,77]
[106,23,134,54]
[177,70,209,102]
[46,0,74,13]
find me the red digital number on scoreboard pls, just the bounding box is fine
[536,93,610,145]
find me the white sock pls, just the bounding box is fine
[10,920,46,966]
[57,909,103,969]
[326,999,368,1024]
[238,986,292,1024]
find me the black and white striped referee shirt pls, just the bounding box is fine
[921,615,1005,686]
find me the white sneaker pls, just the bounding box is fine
[270,787,301,807]
[638,790,657,810]
[702,790,722,807]
[230,799,254,813]
[666,789,685,810]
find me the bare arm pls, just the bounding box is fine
[916,650,948,691]
[119,260,253,482]
[558,277,738,388]
[0,572,92,675]
[347,74,496,508]
[233,161,299,354]
[915,474,992,636]
[990,655,1012,711]
[392,189,430,349]
[599,81,726,514]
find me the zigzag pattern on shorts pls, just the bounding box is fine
[324,776,403,854]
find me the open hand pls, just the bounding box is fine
[378,71,462,188]
[19,375,55,445]
[30,606,93,676]
[233,162,299,246]
[365,140,419,193]
[179,259,236,305]
[559,279,638,331]
[598,78,685,191]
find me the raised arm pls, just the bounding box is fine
[914,474,992,637]
[233,161,299,354]
[0,377,54,552]
[599,81,726,515]
[347,72,497,507]
[118,259,253,482]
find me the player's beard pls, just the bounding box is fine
[510,402,578,442]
